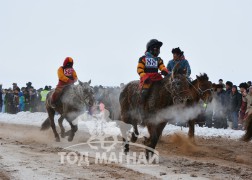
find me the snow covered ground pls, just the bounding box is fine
[1,112,251,180]
[0,111,245,140]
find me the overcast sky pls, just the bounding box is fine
[1,0,251,89]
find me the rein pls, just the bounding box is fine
[69,85,93,106]
[186,79,202,95]
[171,77,191,96]
[164,75,192,104]
[186,78,212,112]
[186,79,212,96]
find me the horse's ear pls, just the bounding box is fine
[78,80,83,85]
[196,75,199,79]
[88,80,91,85]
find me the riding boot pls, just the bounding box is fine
[51,93,58,108]
[51,88,61,108]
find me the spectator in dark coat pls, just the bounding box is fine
[218,79,225,88]
[12,83,18,91]
[26,82,33,91]
[13,87,20,113]
[5,89,15,114]
[224,81,233,123]
[213,84,227,129]
[29,87,39,112]
[230,85,242,129]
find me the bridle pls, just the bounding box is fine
[163,75,193,104]
[73,85,94,107]
[186,78,212,111]
[186,78,212,96]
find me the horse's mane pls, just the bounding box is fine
[61,83,93,106]
[197,73,209,81]
[190,73,209,86]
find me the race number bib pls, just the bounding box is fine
[64,68,74,76]
[145,58,158,68]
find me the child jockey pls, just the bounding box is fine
[51,57,78,107]
[137,39,169,102]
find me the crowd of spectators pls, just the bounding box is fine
[0,82,124,118]
[205,79,252,130]
[1,79,252,131]
[0,82,51,114]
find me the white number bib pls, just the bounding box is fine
[64,68,74,76]
[145,58,158,68]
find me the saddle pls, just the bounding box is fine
[50,86,71,108]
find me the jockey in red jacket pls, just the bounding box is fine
[51,57,78,107]
[137,39,169,102]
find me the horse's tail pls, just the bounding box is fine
[41,117,51,131]
[242,114,252,142]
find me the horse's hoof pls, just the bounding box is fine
[124,148,129,155]
[143,136,149,145]
[145,149,155,160]
[145,151,153,160]
[68,136,74,142]
[73,127,78,133]
[64,131,71,137]
[61,133,65,138]
[55,137,60,142]
[130,134,138,143]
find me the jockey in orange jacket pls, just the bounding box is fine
[137,39,169,102]
[51,57,78,107]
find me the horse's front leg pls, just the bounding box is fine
[145,121,167,159]
[119,115,131,154]
[120,126,129,154]
[58,115,65,138]
[188,119,195,140]
[145,124,157,159]
[130,120,139,143]
[68,122,78,142]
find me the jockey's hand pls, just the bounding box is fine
[161,70,168,76]
[145,77,151,84]
[67,78,75,84]
[166,72,172,77]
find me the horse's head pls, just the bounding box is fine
[164,64,192,104]
[78,80,95,109]
[193,73,213,103]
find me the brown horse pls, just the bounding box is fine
[41,80,94,142]
[119,71,191,157]
[186,73,213,139]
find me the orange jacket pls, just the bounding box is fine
[57,66,78,86]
